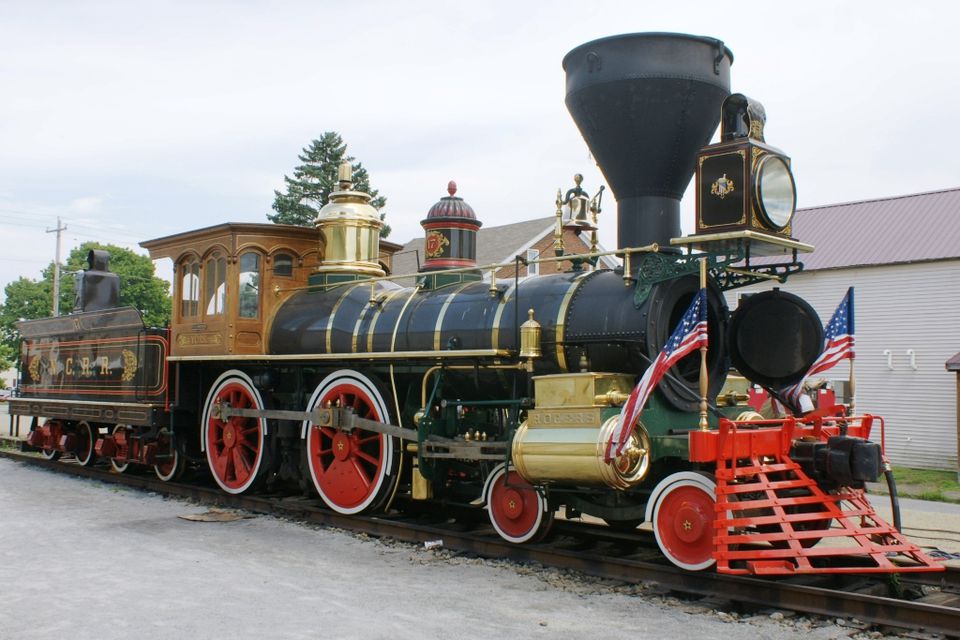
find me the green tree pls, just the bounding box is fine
[0,276,52,368]
[269,131,390,237]
[0,343,13,384]
[0,243,171,366]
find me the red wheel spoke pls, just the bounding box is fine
[350,459,372,488]
[214,450,230,479]
[232,448,251,481]
[355,450,379,466]
[357,434,381,446]
[320,427,337,439]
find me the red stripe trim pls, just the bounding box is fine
[421,222,481,231]
[424,259,477,267]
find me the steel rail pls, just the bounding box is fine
[2,448,957,637]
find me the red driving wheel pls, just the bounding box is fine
[203,371,266,494]
[305,371,396,515]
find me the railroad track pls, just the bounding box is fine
[2,447,958,637]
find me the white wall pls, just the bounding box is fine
[727,259,960,471]
[1,367,17,390]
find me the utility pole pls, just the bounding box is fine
[46,216,67,316]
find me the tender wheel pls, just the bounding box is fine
[651,472,717,571]
[202,370,267,495]
[154,435,186,482]
[73,421,97,467]
[37,420,62,460]
[110,424,130,473]
[303,370,398,515]
[485,464,553,544]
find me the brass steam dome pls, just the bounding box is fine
[314,162,385,277]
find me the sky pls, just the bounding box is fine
[1,0,958,298]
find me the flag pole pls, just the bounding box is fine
[848,287,856,414]
[849,360,856,415]
[699,258,709,431]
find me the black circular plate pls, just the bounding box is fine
[727,289,822,389]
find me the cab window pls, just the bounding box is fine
[273,253,293,277]
[180,259,200,318]
[238,252,261,319]
[205,255,226,316]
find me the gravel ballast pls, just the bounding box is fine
[0,458,908,639]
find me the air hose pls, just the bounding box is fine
[884,463,902,532]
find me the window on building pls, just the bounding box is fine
[238,252,261,319]
[527,249,540,276]
[180,259,200,318]
[205,254,226,316]
[273,253,293,277]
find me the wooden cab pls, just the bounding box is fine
[142,223,322,357]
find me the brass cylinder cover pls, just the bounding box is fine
[511,415,651,490]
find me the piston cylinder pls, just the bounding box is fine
[512,415,651,490]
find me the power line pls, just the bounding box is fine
[0,211,151,240]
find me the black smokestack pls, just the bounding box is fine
[563,33,733,250]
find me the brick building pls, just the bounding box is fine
[391,216,618,281]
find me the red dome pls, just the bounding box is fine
[424,181,478,221]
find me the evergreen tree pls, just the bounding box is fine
[269,132,390,237]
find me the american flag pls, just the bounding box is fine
[782,287,855,408]
[604,289,708,462]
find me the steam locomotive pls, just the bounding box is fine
[13,33,943,575]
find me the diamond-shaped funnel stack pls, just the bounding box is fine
[563,33,733,250]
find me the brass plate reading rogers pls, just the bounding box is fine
[527,408,604,428]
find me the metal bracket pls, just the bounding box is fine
[632,251,741,307]
[713,39,726,75]
[633,238,806,306]
[713,261,805,290]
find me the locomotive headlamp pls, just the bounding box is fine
[692,93,799,240]
[754,155,796,230]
